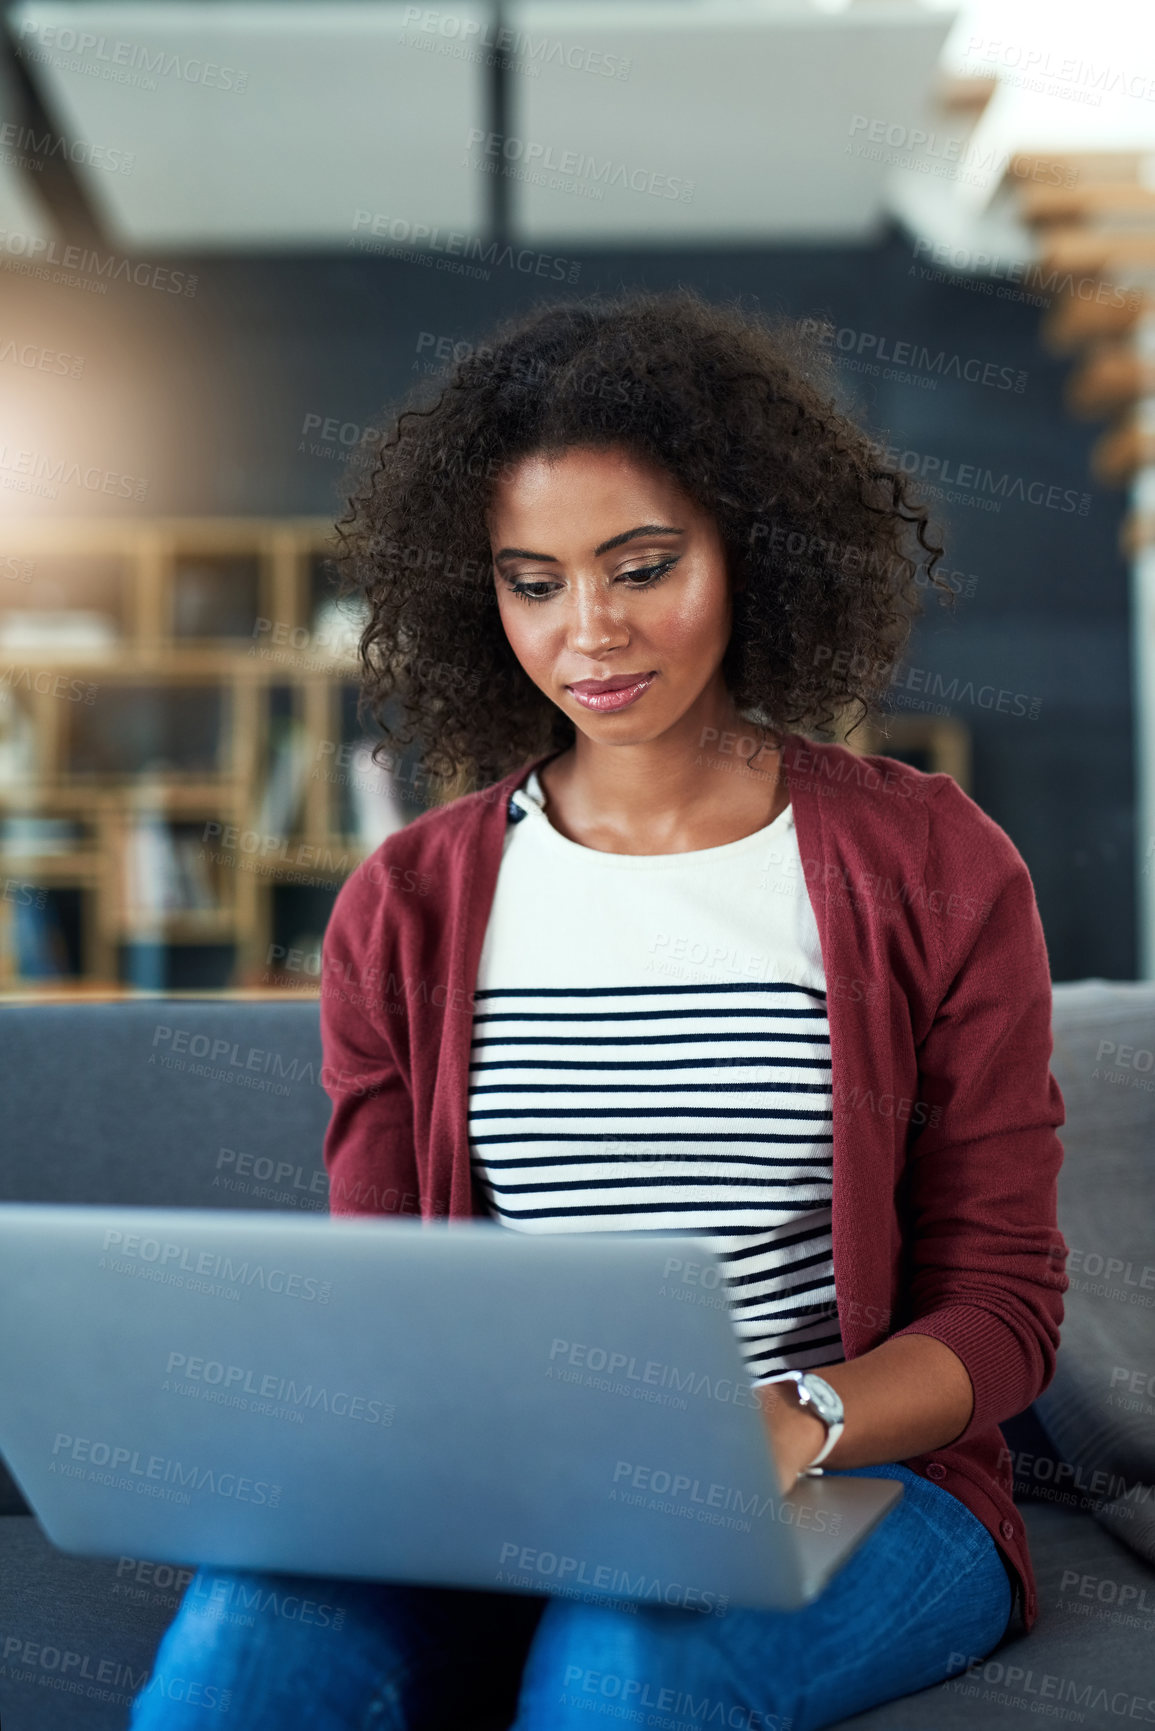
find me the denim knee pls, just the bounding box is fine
[127,1568,367,1727]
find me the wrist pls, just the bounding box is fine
[783,1402,827,1470]
[758,1382,828,1491]
[763,1370,846,1478]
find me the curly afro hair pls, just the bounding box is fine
[333,285,951,797]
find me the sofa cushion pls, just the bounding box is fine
[1035,981,1155,1566]
[0,999,330,1517]
[0,1000,329,1210]
[3,1504,1152,1731]
[0,1514,180,1730]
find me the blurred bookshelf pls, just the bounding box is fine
[845,714,971,786]
[0,517,430,995]
[0,515,971,997]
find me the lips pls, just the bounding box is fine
[567,672,656,695]
[566,672,658,713]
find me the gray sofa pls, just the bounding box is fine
[1,984,1153,1729]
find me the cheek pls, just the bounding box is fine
[499,597,552,666]
[651,571,731,658]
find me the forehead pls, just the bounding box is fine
[487,445,693,528]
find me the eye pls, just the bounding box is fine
[618,558,679,589]
[507,557,680,606]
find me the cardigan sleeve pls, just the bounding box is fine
[889,789,1069,1443]
[319,862,424,1220]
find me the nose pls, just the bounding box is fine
[566,582,631,657]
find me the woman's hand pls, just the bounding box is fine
[756,1381,828,1497]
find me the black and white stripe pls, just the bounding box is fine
[467,980,843,1379]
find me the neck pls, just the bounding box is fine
[543,691,784,848]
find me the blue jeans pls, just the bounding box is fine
[127,1465,1013,1731]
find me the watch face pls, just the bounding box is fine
[801,1373,844,1426]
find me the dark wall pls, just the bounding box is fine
[6,222,1131,980]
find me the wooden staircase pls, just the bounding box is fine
[1010,150,1155,973]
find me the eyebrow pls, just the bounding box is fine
[493,524,685,567]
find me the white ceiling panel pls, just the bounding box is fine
[15,0,1149,256]
[11,1,491,248]
[507,1,954,243]
[0,161,55,256]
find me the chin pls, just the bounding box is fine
[571,716,673,745]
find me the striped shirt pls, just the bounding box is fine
[467,767,844,1382]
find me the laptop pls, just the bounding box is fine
[0,1205,901,1613]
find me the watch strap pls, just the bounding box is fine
[768,1370,844,1474]
[801,1419,841,1472]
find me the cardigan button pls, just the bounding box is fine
[1000,1519,1016,1540]
[925,1462,947,1481]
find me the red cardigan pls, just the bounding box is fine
[319,731,1068,1631]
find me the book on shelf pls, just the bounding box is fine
[310,595,368,659]
[258,717,312,841]
[0,685,37,787]
[0,817,84,856]
[175,834,218,910]
[347,737,408,851]
[1,892,73,980]
[125,812,180,915]
[125,815,219,916]
[0,610,119,651]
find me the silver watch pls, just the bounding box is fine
[771,1371,844,1474]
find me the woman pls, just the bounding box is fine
[131,288,1067,1730]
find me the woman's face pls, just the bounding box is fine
[487,444,738,743]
